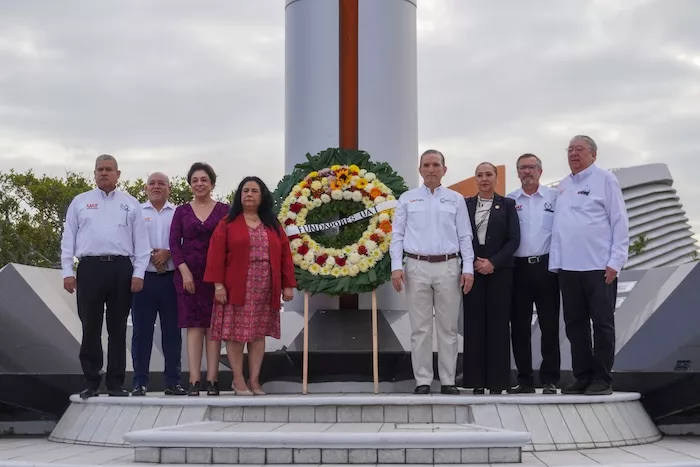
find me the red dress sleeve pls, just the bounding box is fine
[204,219,227,284]
[279,227,297,288]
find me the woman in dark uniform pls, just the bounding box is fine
[462,162,520,394]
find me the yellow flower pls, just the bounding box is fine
[348,164,360,173]
[356,178,368,190]
[309,264,321,275]
[299,181,307,188]
[309,171,319,178]
[331,268,342,278]
[340,266,350,276]
[331,165,341,172]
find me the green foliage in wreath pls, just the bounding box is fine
[273,148,409,296]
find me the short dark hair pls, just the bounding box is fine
[516,153,542,169]
[187,162,216,185]
[476,161,498,176]
[419,149,445,166]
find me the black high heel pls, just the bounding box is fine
[187,381,200,396]
[206,381,220,396]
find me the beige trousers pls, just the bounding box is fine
[404,257,462,386]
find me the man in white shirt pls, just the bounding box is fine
[61,154,150,398]
[390,149,475,395]
[131,172,186,397]
[550,136,629,396]
[507,154,561,395]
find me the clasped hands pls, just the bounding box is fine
[151,248,171,274]
[474,257,494,275]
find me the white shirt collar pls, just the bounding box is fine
[143,200,175,211]
[570,162,596,183]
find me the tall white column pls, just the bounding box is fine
[284,0,418,314]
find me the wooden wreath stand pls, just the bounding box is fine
[301,290,380,395]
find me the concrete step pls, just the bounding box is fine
[126,420,530,464]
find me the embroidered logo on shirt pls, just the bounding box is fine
[515,204,523,211]
[86,203,99,209]
[409,198,424,203]
[544,202,554,213]
[439,198,456,204]
[577,188,590,196]
[144,217,152,222]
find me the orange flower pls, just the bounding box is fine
[369,187,382,199]
[379,220,392,233]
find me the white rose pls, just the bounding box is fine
[304,251,315,262]
[359,169,367,176]
[320,193,331,204]
[325,256,336,267]
[293,254,304,264]
[348,252,362,264]
[287,212,297,220]
[365,240,377,251]
[351,191,363,202]
[364,172,376,181]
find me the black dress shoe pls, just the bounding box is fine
[489,388,505,395]
[165,384,187,396]
[206,381,220,396]
[473,388,485,395]
[584,380,613,395]
[507,384,536,394]
[542,383,557,395]
[132,386,147,396]
[561,379,590,394]
[79,388,99,399]
[108,387,130,397]
[441,385,460,395]
[414,385,431,394]
[187,381,201,396]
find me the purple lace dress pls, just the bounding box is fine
[169,202,229,329]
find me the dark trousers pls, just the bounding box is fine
[510,256,561,386]
[131,271,182,388]
[559,270,617,385]
[76,256,133,390]
[463,268,513,390]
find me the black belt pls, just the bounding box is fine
[405,252,459,263]
[81,255,129,262]
[515,254,548,265]
[146,270,174,275]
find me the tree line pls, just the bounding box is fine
[0,170,235,270]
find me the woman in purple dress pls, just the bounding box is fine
[169,162,229,396]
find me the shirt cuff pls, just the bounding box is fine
[62,267,75,279]
[132,268,146,280]
[391,259,404,271]
[607,260,624,273]
[462,262,474,275]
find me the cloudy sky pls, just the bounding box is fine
[1,0,698,232]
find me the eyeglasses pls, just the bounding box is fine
[517,165,539,171]
[567,146,589,153]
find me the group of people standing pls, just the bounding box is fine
[390,135,629,396]
[61,133,627,399]
[61,156,296,398]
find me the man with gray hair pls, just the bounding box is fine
[507,153,561,395]
[131,172,186,396]
[61,154,151,398]
[549,136,629,395]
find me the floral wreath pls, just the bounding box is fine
[273,148,408,295]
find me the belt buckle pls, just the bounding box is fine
[100,255,115,262]
[527,256,538,264]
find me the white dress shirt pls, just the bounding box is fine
[549,163,629,273]
[390,184,475,274]
[507,185,558,257]
[142,200,176,273]
[60,188,151,279]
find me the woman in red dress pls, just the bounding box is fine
[204,176,296,395]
